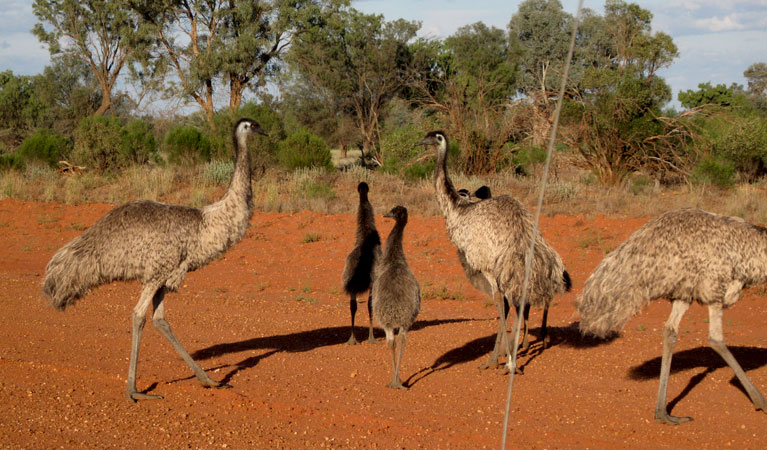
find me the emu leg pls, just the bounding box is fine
[655,300,692,425]
[366,291,379,344]
[387,329,407,390]
[519,303,531,352]
[152,288,227,389]
[126,283,163,401]
[504,299,526,375]
[541,304,550,349]
[346,293,359,345]
[707,303,767,412]
[480,290,507,370]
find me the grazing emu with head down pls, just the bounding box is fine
[373,205,420,389]
[420,131,571,372]
[342,182,382,344]
[577,208,767,424]
[43,118,268,401]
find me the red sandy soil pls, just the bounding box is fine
[1,197,766,449]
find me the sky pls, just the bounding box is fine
[1,0,766,108]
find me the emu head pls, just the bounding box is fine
[234,118,269,139]
[384,205,408,224]
[417,130,448,153]
[473,185,492,200]
[357,182,369,195]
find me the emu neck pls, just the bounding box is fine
[384,220,406,261]
[434,144,460,216]
[356,196,377,241]
[225,132,253,206]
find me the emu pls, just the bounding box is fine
[42,118,268,401]
[577,208,767,424]
[457,186,546,353]
[342,182,382,344]
[372,206,420,389]
[419,131,571,372]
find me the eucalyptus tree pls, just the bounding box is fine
[131,0,343,129]
[32,0,141,116]
[287,6,419,164]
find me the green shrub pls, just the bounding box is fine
[209,103,283,173]
[72,115,124,172]
[715,116,767,182]
[120,119,158,165]
[277,129,333,171]
[203,159,234,185]
[692,155,736,188]
[380,126,426,175]
[511,144,546,175]
[163,125,211,165]
[15,129,71,168]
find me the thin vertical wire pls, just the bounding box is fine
[500,1,583,448]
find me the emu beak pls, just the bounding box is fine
[384,211,395,219]
[255,127,269,137]
[417,136,436,147]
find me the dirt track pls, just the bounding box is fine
[1,198,766,448]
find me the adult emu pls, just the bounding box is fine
[577,208,767,424]
[342,182,382,344]
[420,131,571,372]
[43,118,268,401]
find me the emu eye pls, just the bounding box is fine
[437,135,443,142]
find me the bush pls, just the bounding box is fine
[714,116,767,182]
[511,144,546,176]
[277,129,333,171]
[380,126,426,175]
[209,103,283,173]
[72,115,123,172]
[692,155,736,188]
[163,125,211,165]
[120,119,158,165]
[15,129,71,168]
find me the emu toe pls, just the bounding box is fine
[387,380,408,390]
[127,390,164,402]
[654,410,693,425]
[346,334,360,345]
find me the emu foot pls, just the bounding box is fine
[479,353,500,370]
[200,379,231,389]
[500,363,524,376]
[654,410,693,425]
[126,390,163,402]
[542,334,551,349]
[346,334,360,345]
[386,380,408,390]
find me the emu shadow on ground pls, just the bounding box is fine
[406,323,583,387]
[628,345,767,413]
[177,319,471,386]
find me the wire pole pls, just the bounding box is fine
[500,1,583,448]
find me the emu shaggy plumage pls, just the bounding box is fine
[420,130,571,373]
[372,206,420,389]
[577,208,767,424]
[43,118,268,401]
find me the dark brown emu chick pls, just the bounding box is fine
[578,208,767,424]
[373,206,420,389]
[42,119,268,401]
[342,182,382,344]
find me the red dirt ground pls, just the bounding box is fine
[1,197,766,449]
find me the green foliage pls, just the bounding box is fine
[16,129,72,168]
[512,145,546,176]
[0,71,47,148]
[162,125,212,165]
[380,126,427,176]
[678,82,737,109]
[277,129,333,171]
[692,155,735,188]
[72,115,124,172]
[120,119,157,165]
[700,114,767,182]
[203,160,235,185]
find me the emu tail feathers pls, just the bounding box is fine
[576,259,651,339]
[563,270,572,292]
[42,239,104,311]
[343,233,381,295]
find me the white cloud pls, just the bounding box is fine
[0,32,49,75]
[694,14,746,31]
